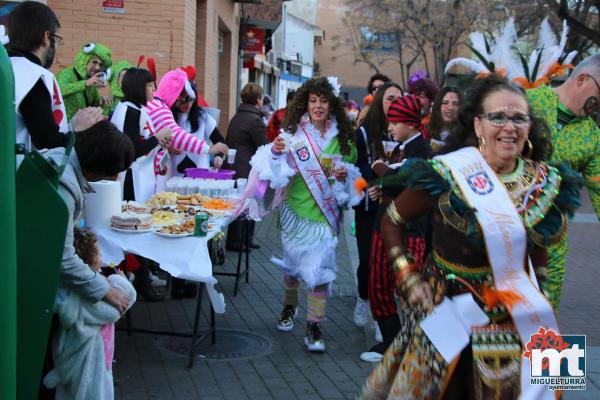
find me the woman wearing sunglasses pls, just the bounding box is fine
[359,75,581,399]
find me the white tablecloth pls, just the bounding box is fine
[94,227,226,313]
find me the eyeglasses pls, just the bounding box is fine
[478,112,531,128]
[48,32,63,45]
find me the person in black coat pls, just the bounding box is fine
[226,83,269,250]
[353,82,403,329]
[360,95,432,362]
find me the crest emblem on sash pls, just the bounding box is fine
[467,171,494,195]
[296,146,310,161]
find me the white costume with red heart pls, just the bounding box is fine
[12,56,68,151]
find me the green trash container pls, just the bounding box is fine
[13,71,71,400]
[16,144,70,398]
[0,39,16,400]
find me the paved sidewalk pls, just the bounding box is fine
[114,214,376,400]
[114,192,599,399]
[561,191,600,399]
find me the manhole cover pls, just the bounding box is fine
[160,329,272,360]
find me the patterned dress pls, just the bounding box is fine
[358,155,580,400]
[527,86,600,308]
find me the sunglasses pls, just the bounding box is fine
[478,112,531,128]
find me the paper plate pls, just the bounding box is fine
[153,230,193,238]
[111,226,153,233]
[204,208,234,216]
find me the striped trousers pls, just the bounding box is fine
[368,230,426,321]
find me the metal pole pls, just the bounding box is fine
[0,42,17,400]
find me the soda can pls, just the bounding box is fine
[194,213,209,237]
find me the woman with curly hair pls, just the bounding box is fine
[359,75,580,399]
[249,77,363,352]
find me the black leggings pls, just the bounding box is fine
[354,207,376,300]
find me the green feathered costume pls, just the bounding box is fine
[527,85,600,308]
[106,60,132,114]
[56,42,112,119]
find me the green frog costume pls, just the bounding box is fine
[56,42,112,119]
[527,85,600,308]
[106,60,132,115]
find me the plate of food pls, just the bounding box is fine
[122,200,153,214]
[202,198,235,210]
[146,192,179,207]
[154,230,193,238]
[176,193,210,207]
[111,226,153,234]
[151,210,182,226]
[154,220,195,238]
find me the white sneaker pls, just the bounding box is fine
[149,272,167,287]
[305,322,326,352]
[373,321,383,342]
[360,351,383,363]
[354,298,370,327]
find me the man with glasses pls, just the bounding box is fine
[7,1,103,154]
[527,53,600,309]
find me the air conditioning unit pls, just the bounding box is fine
[267,51,276,65]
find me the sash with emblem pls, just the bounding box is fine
[288,123,340,234]
[435,147,558,400]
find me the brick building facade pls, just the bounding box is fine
[47,0,240,132]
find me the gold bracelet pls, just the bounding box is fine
[393,256,420,280]
[388,245,403,262]
[388,245,404,260]
[386,202,407,226]
[392,255,411,273]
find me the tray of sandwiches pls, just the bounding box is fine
[110,193,233,236]
[111,212,154,233]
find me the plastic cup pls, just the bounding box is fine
[280,132,292,152]
[227,149,237,164]
[236,178,248,194]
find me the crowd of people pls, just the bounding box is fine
[8,1,600,399]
